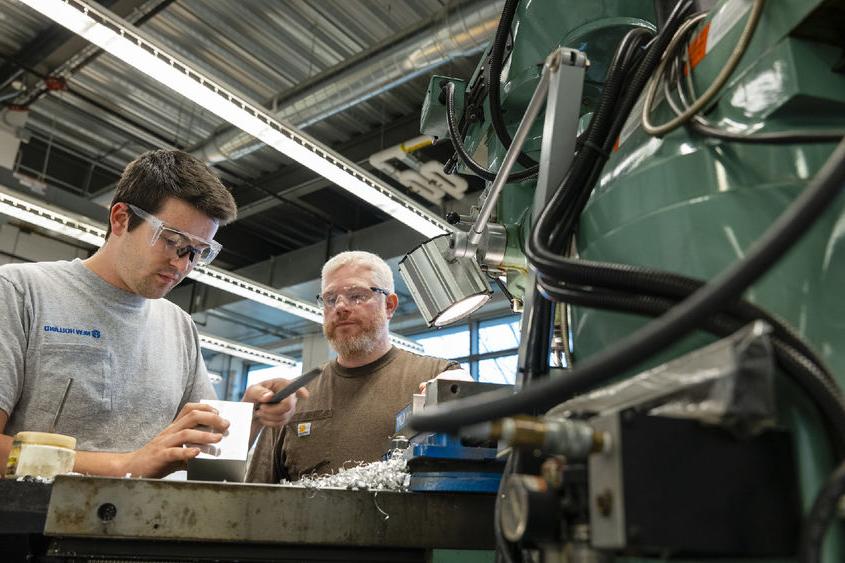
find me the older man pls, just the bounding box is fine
[247,251,458,482]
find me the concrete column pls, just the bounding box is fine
[301,333,334,372]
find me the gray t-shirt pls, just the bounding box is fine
[0,258,215,451]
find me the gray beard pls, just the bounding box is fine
[329,330,380,359]
[325,307,389,361]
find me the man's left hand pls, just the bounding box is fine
[243,379,310,443]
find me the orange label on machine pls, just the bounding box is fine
[687,21,711,69]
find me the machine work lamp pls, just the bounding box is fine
[400,235,493,327]
[401,52,566,328]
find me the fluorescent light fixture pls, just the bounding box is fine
[190,266,324,324]
[0,186,423,353]
[0,190,106,247]
[17,0,450,239]
[199,334,296,367]
[189,266,422,352]
[400,235,493,327]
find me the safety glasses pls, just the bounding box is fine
[126,204,222,266]
[317,286,389,309]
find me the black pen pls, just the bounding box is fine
[265,367,322,404]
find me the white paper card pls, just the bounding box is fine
[197,399,253,461]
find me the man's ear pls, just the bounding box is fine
[384,293,399,319]
[109,203,131,237]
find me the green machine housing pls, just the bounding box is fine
[421,0,845,560]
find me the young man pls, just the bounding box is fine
[247,251,458,483]
[0,149,304,478]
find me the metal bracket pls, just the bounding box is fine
[516,49,588,379]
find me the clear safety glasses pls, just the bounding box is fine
[317,286,390,309]
[126,204,222,266]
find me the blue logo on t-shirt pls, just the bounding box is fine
[44,325,103,339]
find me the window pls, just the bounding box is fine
[478,354,518,384]
[478,316,520,354]
[410,313,520,384]
[414,324,470,360]
[246,363,302,389]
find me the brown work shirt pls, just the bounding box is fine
[246,346,457,483]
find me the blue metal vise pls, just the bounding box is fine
[390,380,512,493]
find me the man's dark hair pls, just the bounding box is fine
[106,149,237,238]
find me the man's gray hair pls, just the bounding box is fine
[321,251,394,293]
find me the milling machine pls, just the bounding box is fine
[402,0,845,561]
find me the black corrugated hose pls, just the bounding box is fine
[528,0,694,264]
[800,460,845,563]
[487,0,540,170]
[540,282,845,459]
[444,81,539,183]
[408,135,845,432]
[536,267,835,386]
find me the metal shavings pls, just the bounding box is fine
[14,471,82,483]
[373,491,389,520]
[15,475,54,483]
[282,449,410,492]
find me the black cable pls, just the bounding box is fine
[535,264,834,386]
[532,2,693,257]
[445,81,538,182]
[516,11,679,396]
[800,460,845,563]
[409,137,845,433]
[520,287,554,385]
[487,0,540,170]
[539,283,845,457]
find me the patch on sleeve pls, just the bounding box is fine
[296,422,312,437]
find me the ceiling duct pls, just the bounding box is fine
[193,0,502,164]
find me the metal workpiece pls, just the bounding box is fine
[423,379,511,407]
[43,475,495,549]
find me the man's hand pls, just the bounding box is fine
[116,403,229,478]
[243,378,310,444]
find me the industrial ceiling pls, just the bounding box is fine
[0,0,512,366]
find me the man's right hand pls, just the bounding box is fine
[115,403,229,478]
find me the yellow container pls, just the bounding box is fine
[5,431,76,479]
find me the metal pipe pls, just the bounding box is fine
[193,0,503,164]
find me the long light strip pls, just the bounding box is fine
[189,266,323,324]
[0,190,106,246]
[199,334,296,367]
[189,266,423,352]
[0,187,424,353]
[18,0,451,239]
